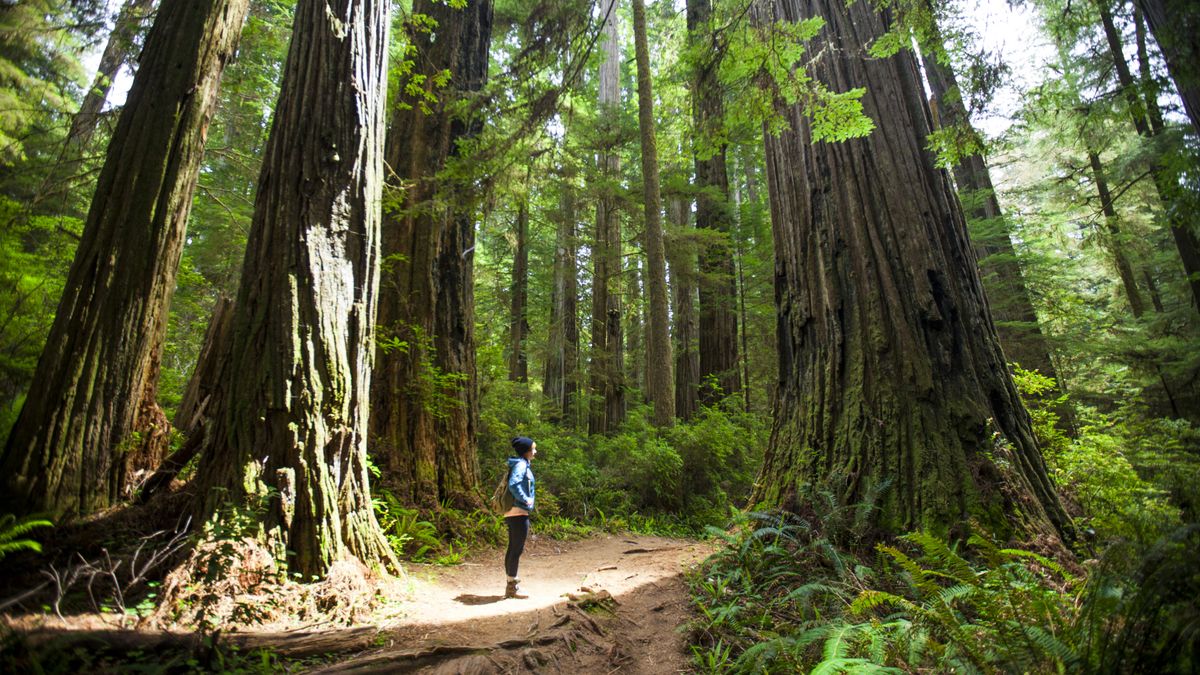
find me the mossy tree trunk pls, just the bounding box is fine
[632,0,675,426]
[752,0,1071,541]
[0,0,249,519]
[192,0,394,579]
[370,0,493,509]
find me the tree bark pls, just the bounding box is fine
[508,186,530,383]
[544,160,579,425]
[192,0,395,578]
[632,0,674,426]
[688,0,740,405]
[370,0,493,508]
[668,195,700,420]
[752,0,1071,540]
[589,0,626,434]
[1133,0,1200,137]
[0,0,249,519]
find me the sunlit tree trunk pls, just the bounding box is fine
[370,0,492,508]
[752,0,1071,540]
[0,0,249,519]
[192,0,394,578]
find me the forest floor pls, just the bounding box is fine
[3,533,716,673]
[314,534,715,673]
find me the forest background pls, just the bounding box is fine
[0,0,1198,670]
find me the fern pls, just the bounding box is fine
[0,513,52,561]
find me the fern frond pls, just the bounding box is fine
[902,531,975,584]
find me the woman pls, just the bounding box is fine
[504,436,536,598]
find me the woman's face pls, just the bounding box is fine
[528,443,537,461]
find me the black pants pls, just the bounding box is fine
[505,515,530,578]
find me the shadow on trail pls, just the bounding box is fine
[452,593,507,605]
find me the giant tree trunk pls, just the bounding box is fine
[668,196,700,420]
[589,0,626,435]
[31,0,157,219]
[509,190,530,383]
[545,162,579,425]
[752,0,1071,540]
[688,0,740,405]
[1096,0,1200,311]
[632,0,674,425]
[370,0,492,508]
[1134,0,1200,137]
[0,0,249,519]
[192,0,394,578]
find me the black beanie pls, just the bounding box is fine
[512,436,535,456]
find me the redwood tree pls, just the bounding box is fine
[0,0,249,519]
[370,0,494,508]
[588,0,626,434]
[192,0,394,578]
[688,0,740,405]
[545,160,580,425]
[752,0,1071,539]
[632,0,675,426]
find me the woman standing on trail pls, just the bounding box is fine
[504,436,536,598]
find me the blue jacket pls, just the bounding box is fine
[507,457,535,511]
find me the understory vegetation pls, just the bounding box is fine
[686,378,1200,673]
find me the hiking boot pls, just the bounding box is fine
[505,577,521,598]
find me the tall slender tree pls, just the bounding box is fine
[752,0,1071,539]
[589,0,626,434]
[688,0,740,404]
[509,173,531,383]
[545,154,580,424]
[631,0,674,425]
[191,0,394,578]
[1094,0,1200,310]
[0,0,249,518]
[30,0,156,218]
[371,0,493,507]
[1133,0,1200,137]
[668,195,700,420]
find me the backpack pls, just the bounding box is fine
[490,464,515,513]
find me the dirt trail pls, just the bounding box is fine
[315,534,715,674]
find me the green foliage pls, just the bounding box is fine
[1013,366,1191,546]
[0,512,52,561]
[373,489,447,562]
